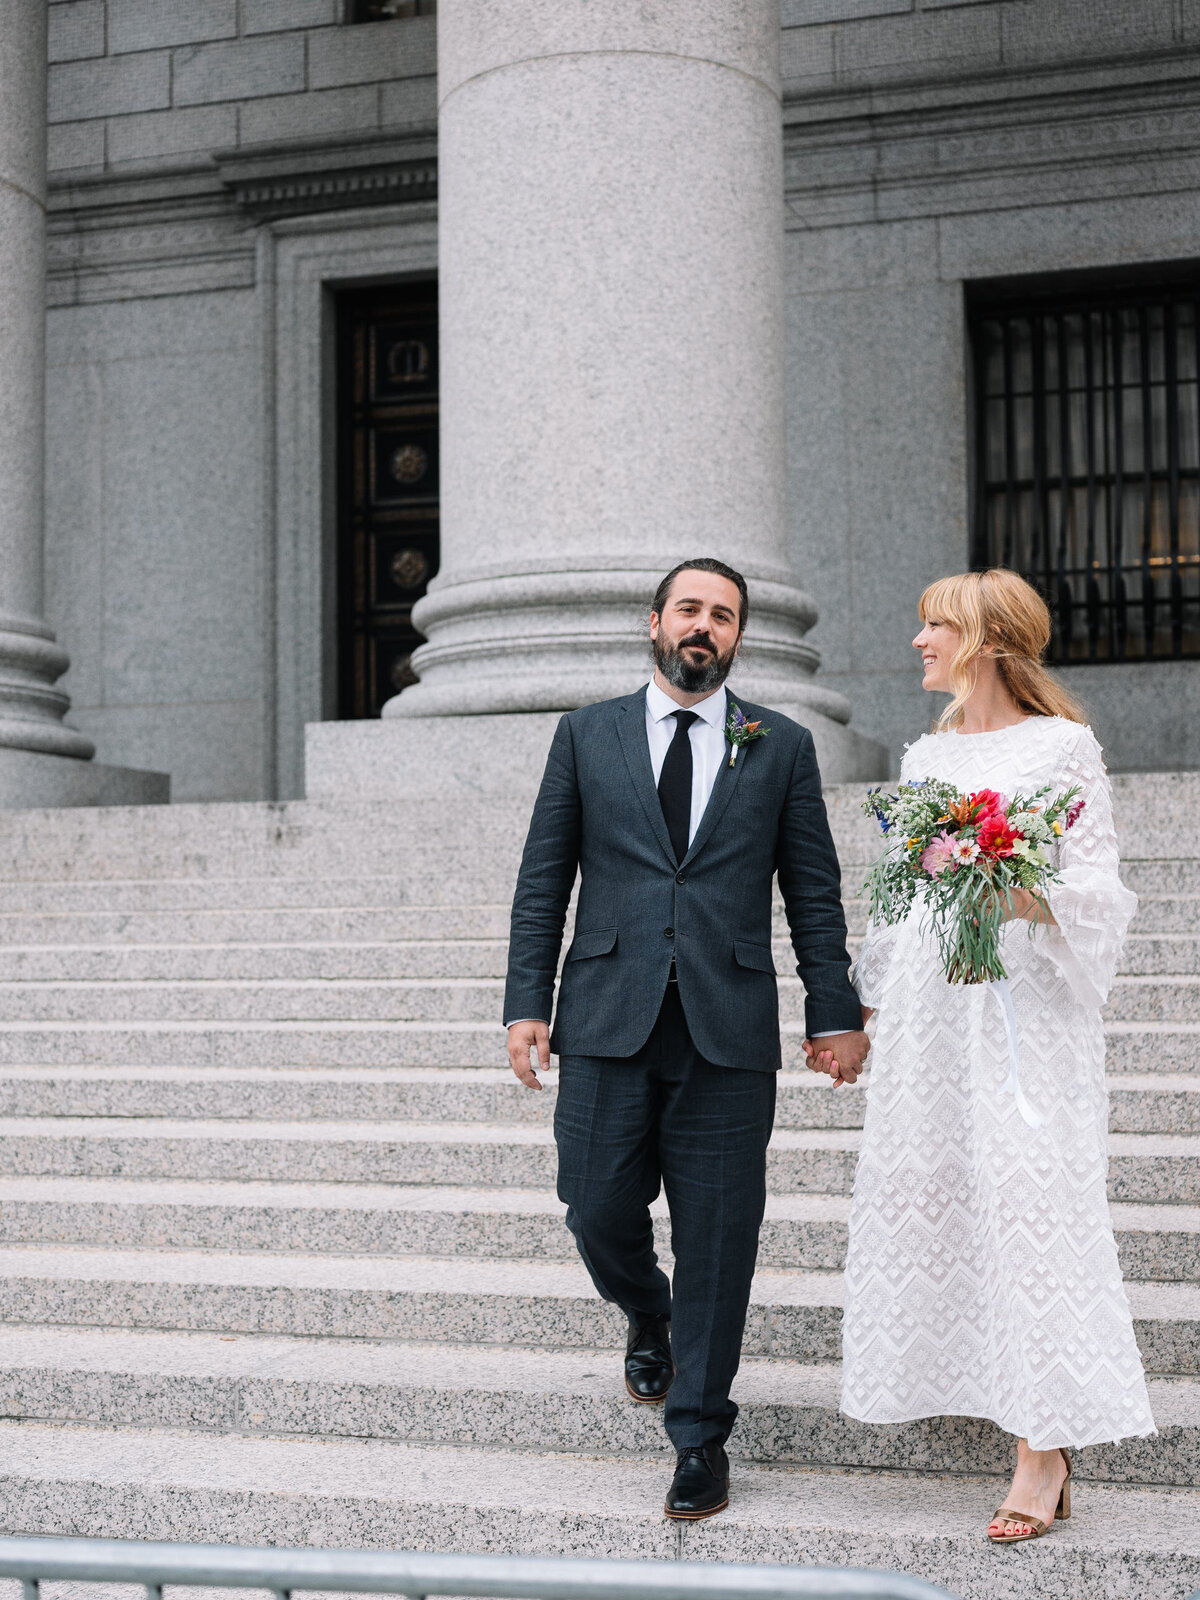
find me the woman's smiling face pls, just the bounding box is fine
[912,613,959,694]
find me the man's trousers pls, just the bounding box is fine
[553,981,776,1450]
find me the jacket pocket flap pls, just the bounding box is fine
[734,940,777,975]
[566,927,619,962]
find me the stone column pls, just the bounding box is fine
[0,1,94,760]
[383,0,868,760]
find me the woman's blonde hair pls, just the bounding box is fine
[918,568,1086,732]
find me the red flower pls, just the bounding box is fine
[977,816,1022,858]
[968,788,1009,824]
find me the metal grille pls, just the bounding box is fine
[969,284,1200,663]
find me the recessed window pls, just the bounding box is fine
[348,0,435,19]
[969,281,1200,662]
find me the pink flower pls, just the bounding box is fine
[1066,797,1086,829]
[920,831,957,877]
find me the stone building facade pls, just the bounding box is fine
[35,0,1200,801]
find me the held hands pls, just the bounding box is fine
[802,1015,872,1087]
[507,1020,550,1089]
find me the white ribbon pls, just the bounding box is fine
[989,976,1043,1130]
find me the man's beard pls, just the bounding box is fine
[653,632,736,695]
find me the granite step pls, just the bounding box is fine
[0,929,1190,983]
[0,1325,1195,1488]
[0,1118,1193,1203]
[0,905,516,946]
[1106,977,1200,1025]
[0,978,513,1024]
[1123,934,1200,974]
[0,1064,1193,1135]
[1102,1023,1200,1074]
[0,1247,1193,1373]
[1,1422,1199,1599]
[0,1177,1192,1279]
[0,942,513,983]
[1129,897,1200,934]
[0,972,1192,1026]
[0,874,524,916]
[0,1065,559,1124]
[0,1019,1192,1071]
[0,892,1183,948]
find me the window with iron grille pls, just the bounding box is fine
[348,0,435,19]
[969,281,1200,663]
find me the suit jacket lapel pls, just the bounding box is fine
[616,692,677,867]
[681,728,745,867]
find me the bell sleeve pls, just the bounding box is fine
[1041,723,1138,1009]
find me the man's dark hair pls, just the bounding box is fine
[651,559,749,632]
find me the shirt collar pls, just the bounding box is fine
[645,679,727,730]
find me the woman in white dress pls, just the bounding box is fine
[832,568,1155,1542]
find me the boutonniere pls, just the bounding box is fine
[725,702,770,767]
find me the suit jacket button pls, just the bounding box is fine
[675,872,686,884]
[664,927,674,938]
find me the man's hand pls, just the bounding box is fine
[802,1028,871,1087]
[507,1020,550,1089]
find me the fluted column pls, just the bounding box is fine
[0,2,94,760]
[384,0,853,731]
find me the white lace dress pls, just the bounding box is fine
[842,715,1156,1450]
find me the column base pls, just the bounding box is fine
[0,748,169,809]
[306,706,886,801]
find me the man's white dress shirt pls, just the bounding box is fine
[644,677,727,850]
[507,680,844,1036]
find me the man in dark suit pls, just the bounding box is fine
[504,558,869,1519]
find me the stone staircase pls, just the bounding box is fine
[0,782,1197,1600]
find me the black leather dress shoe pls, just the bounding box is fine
[624,1315,673,1403]
[664,1443,729,1520]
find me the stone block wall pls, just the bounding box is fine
[38,0,1200,795]
[43,3,435,802]
[47,0,434,176]
[779,0,1200,771]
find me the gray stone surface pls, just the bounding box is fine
[0,751,167,809]
[45,288,264,801]
[308,17,436,87]
[242,0,339,33]
[0,785,1191,1583]
[108,0,239,54]
[0,1324,1198,1487]
[1,1425,1199,1595]
[0,3,96,767]
[48,2,105,64]
[46,119,105,173]
[47,51,171,124]
[172,34,305,107]
[373,0,883,782]
[238,84,380,146]
[106,105,239,167]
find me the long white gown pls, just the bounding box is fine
[842,714,1156,1450]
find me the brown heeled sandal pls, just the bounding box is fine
[987,1448,1072,1543]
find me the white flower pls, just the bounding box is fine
[951,837,980,865]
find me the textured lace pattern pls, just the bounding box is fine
[843,716,1155,1450]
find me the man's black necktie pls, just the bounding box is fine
[658,709,698,864]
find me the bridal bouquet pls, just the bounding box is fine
[861,779,1085,985]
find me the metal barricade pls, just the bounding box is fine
[0,1535,963,1600]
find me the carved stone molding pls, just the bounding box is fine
[217,135,437,221]
[226,159,437,220]
[783,57,1200,219]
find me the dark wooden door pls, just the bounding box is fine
[336,281,439,718]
